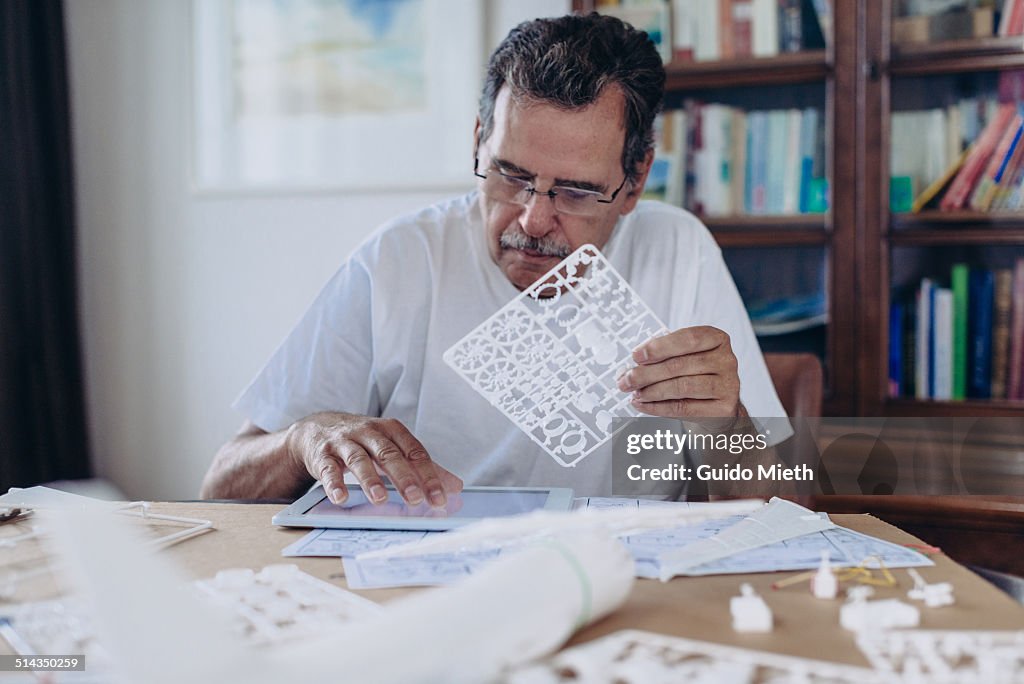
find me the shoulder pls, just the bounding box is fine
[611,200,722,268]
[354,192,478,267]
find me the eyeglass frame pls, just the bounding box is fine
[473,157,629,213]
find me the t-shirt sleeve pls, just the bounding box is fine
[232,259,381,433]
[689,237,794,445]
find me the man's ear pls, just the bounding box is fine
[620,149,655,215]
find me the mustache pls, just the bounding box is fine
[499,228,571,259]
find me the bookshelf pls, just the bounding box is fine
[863,0,1024,418]
[577,0,858,415]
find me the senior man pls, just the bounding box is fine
[201,13,789,506]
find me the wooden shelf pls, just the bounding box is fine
[665,51,829,90]
[884,397,1024,417]
[890,36,1024,76]
[704,215,829,247]
[889,212,1024,244]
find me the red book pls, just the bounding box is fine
[941,103,1016,210]
[732,0,754,57]
[1007,258,1024,399]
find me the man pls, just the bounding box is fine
[201,13,789,506]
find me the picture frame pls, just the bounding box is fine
[192,0,485,193]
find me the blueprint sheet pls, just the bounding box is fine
[331,498,931,589]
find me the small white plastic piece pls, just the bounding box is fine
[907,568,955,607]
[811,550,838,599]
[730,583,773,633]
[840,586,920,632]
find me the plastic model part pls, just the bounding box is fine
[906,568,955,608]
[839,586,920,632]
[502,629,881,683]
[116,502,213,548]
[444,244,667,467]
[193,564,381,644]
[730,583,773,633]
[811,549,839,599]
[856,629,1024,683]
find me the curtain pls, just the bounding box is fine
[0,0,91,489]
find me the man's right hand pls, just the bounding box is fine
[285,412,463,508]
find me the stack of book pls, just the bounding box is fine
[597,0,830,63]
[889,258,1024,401]
[643,105,827,217]
[895,72,1024,213]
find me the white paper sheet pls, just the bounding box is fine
[281,528,427,557]
[657,497,836,580]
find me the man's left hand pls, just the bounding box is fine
[617,325,741,419]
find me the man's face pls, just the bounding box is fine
[477,86,648,291]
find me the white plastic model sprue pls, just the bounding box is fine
[444,244,667,467]
[906,568,955,607]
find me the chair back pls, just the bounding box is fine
[763,352,824,417]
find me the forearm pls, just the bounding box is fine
[200,424,310,500]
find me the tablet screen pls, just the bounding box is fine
[305,487,550,520]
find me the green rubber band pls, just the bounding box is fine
[540,539,593,629]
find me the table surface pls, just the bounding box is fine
[6,501,1024,669]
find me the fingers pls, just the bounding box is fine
[377,419,450,507]
[335,440,389,505]
[309,447,351,505]
[632,326,726,365]
[621,326,740,419]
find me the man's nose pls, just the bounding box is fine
[519,192,557,238]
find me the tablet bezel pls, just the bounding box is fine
[272,484,574,531]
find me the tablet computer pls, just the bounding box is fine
[272,484,574,531]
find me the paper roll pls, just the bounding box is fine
[279,532,636,682]
[47,501,635,684]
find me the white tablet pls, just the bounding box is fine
[272,484,574,531]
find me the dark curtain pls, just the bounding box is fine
[0,0,91,489]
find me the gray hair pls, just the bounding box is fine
[478,13,665,185]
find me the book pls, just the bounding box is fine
[967,269,995,399]
[778,0,802,52]
[915,278,934,400]
[932,287,954,400]
[941,103,1016,210]
[990,268,1013,399]
[968,109,1024,211]
[670,0,696,62]
[951,263,969,400]
[694,0,721,61]
[911,147,968,212]
[889,301,904,398]
[752,0,779,56]
[1007,258,1024,399]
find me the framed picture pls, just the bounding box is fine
[192,0,485,192]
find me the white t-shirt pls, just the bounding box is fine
[235,192,791,496]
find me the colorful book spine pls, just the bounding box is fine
[941,103,1015,210]
[951,263,969,400]
[991,268,1013,400]
[1008,258,1024,399]
[932,288,954,400]
[916,279,933,400]
[967,269,995,399]
[889,301,903,398]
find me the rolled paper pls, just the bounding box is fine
[48,500,635,684]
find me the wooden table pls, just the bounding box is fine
[5,501,1024,671]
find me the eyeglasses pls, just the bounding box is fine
[474,158,628,217]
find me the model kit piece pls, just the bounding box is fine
[730,583,773,633]
[907,568,955,607]
[811,550,838,599]
[840,586,920,632]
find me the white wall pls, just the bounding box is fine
[65,0,568,499]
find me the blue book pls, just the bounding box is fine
[967,270,995,399]
[889,301,904,397]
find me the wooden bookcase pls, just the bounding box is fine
[573,0,1024,419]
[576,0,859,415]
[862,0,1024,418]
